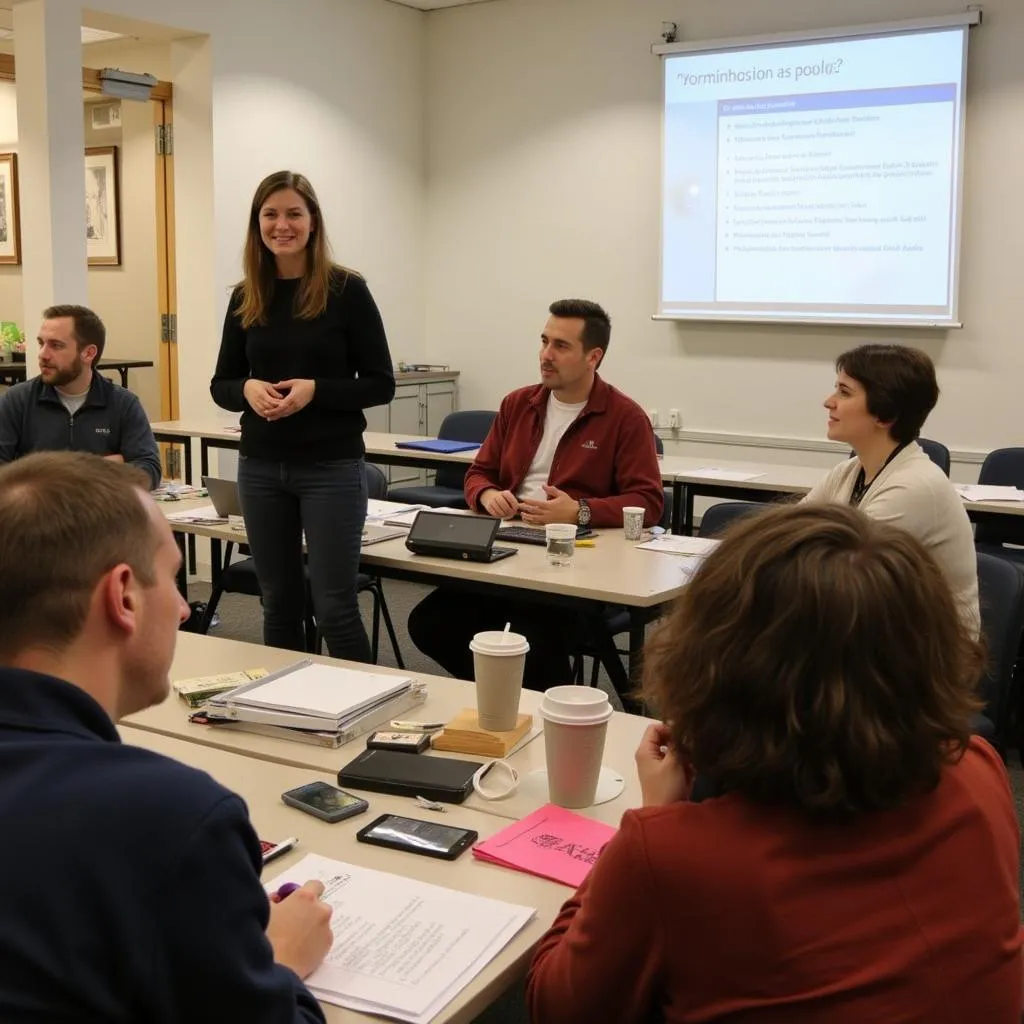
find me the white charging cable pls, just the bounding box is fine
[472,759,520,800]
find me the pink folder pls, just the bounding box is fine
[473,804,618,888]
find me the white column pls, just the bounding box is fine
[14,0,87,335]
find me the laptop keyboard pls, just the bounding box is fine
[499,525,595,545]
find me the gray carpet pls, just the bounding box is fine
[187,577,1024,1018]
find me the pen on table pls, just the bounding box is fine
[390,720,445,732]
[263,836,299,864]
[575,539,596,547]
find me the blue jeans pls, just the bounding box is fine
[237,456,370,662]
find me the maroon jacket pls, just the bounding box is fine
[463,375,663,528]
[528,737,1023,1024]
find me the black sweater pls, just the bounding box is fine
[210,270,396,462]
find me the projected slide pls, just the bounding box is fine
[660,27,969,325]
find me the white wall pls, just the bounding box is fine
[424,0,1024,466]
[85,0,426,421]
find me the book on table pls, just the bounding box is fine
[206,660,417,732]
[199,685,427,748]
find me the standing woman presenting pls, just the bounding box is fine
[211,170,395,661]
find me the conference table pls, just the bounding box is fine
[124,631,649,826]
[119,730,570,1023]
[150,419,487,484]
[162,499,688,700]
[121,630,651,1020]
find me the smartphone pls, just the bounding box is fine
[281,781,369,823]
[356,813,478,861]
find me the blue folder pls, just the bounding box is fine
[394,439,480,454]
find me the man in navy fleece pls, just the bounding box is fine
[0,451,331,1024]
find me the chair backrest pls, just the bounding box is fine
[917,437,951,476]
[435,410,497,490]
[846,438,950,477]
[976,553,1024,739]
[365,462,388,501]
[698,501,767,538]
[976,447,1024,546]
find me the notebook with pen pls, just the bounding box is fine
[394,439,480,454]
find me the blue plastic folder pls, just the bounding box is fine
[394,439,480,454]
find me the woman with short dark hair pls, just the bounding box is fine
[528,504,1021,1024]
[804,343,978,629]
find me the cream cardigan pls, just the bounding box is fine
[803,443,980,632]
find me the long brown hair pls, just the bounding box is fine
[643,503,985,820]
[235,170,358,328]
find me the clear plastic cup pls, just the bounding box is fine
[545,523,577,566]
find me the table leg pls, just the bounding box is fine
[671,481,685,534]
[684,486,697,536]
[118,367,128,387]
[174,533,189,599]
[200,440,210,479]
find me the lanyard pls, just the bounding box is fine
[850,443,908,508]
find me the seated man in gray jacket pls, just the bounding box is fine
[0,304,161,488]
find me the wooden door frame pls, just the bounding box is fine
[0,54,179,436]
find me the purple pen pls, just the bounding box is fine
[275,882,301,901]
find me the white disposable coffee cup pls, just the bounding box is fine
[623,506,645,542]
[470,630,530,731]
[540,685,613,807]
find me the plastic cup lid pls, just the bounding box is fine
[545,523,577,538]
[470,630,530,657]
[539,684,613,725]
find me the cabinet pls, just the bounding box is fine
[365,371,460,485]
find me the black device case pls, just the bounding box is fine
[337,748,482,803]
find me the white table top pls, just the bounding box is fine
[162,500,689,609]
[121,727,573,1024]
[123,633,647,826]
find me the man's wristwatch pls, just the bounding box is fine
[576,498,592,528]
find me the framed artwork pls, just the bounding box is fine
[85,146,120,266]
[0,153,21,265]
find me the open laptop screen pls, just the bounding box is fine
[407,511,499,552]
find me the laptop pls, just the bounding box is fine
[202,476,243,518]
[405,510,517,563]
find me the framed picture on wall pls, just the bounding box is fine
[85,146,120,266]
[0,153,21,265]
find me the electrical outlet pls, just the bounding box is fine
[647,408,658,427]
[669,408,681,429]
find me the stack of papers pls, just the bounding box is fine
[636,535,720,556]
[267,853,534,1023]
[173,668,267,708]
[685,467,765,482]
[955,484,1024,503]
[165,504,228,524]
[474,804,617,887]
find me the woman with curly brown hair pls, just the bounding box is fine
[528,504,1021,1024]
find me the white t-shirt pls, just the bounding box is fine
[516,392,587,502]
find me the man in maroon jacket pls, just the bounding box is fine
[408,299,662,689]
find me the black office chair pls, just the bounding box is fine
[845,438,950,477]
[387,410,496,508]
[974,448,1024,565]
[199,465,404,666]
[918,437,951,477]
[698,501,767,538]
[973,553,1024,757]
